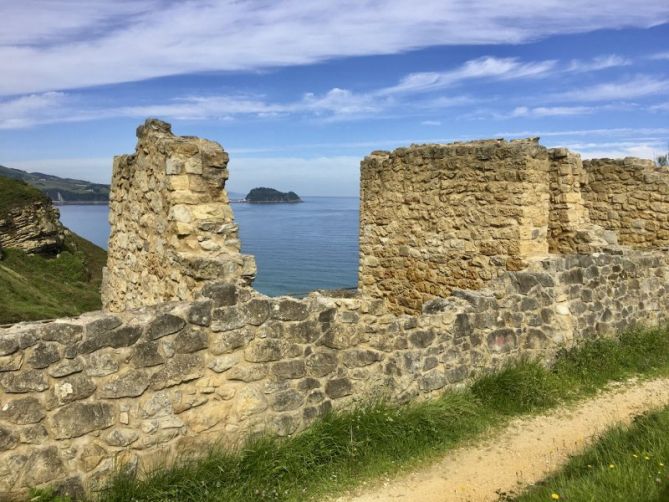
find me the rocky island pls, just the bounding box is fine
[244,186,302,203]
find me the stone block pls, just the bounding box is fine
[0,397,45,424]
[147,314,186,340]
[100,370,150,398]
[51,402,115,439]
[151,353,204,390]
[325,378,353,399]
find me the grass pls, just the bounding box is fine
[513,405,669,502]
[0,232,106,324]
[63,326,669,502]
[0,176,49,214]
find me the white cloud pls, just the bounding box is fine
[551,75,669,102]
[566,55,631,72]
[421,120,442,126]
[509,105,593,117]
[650,102,669,112]
[378,57,557,95]
[650,52,669,60]
[1,0,668,96]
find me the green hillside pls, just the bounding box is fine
[0,175,107,324]
[0,164,110,203]
[0,232,106,324]
[0,176,50,214]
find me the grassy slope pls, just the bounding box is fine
[0,176,49,214]
[79,327,669,502]
[514,406,669,502]
[0,232,106,324]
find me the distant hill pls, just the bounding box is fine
[245,187,302,203]
[0,164,110,203]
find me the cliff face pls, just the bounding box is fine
[0,177,66,254]
[0,201,65,254]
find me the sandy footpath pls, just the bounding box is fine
[336,377,669,502]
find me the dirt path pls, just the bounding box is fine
[337,377,669,502]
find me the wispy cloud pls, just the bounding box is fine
[551,75,669,101]
[566,55,631,72]
[1,0,668,95]
[509,106,594,118]
[650,52,669,60]
[378,56,557,95]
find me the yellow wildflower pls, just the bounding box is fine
[609,464,615,469]
[551,494,560,500]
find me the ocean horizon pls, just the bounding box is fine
[59,196,360,297]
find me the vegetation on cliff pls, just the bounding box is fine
[92,327,669,502]
[0,175,106,323]
[245,187,301,203]
[0,164,110,203]
[0,232,106,324]
[0,175,50,214]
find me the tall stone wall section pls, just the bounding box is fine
[582,158,669,248]
[102,119,256,312]
[359,139,552,315]
[547,149,615,254]
[1,249,668,497]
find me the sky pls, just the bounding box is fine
[1,0,668,196]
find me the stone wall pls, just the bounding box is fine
[102,120,256,312]
[583,158,669,248]
[2,248,668,497]
[2,122,669,498]
[359,139,552,315]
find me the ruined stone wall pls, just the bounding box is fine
[582,158,669,248]
[102,119,256,312]
[2,122,668,497]
[2,248,669,497]
[548,149,615,254]
[359,139,552,315]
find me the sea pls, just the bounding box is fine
[58,197,360,297]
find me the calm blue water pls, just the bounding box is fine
[58,197,359,296]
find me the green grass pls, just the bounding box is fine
[0,232,106,324]
[0,176,49,214]
[71,326,669,502]
[514,405,669,502]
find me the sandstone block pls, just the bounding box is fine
[151,353,203,390]
[147,314,186,340]
[0,370,48,393]
[51,402,115,439]
[100,370,150,398]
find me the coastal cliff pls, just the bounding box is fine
[0,177,65,254]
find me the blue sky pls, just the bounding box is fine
[1,1,668,196]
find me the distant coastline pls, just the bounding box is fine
[54,201,109,206]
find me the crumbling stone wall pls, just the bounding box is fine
[2,122,668,497]
[548,148,615,254]
[582,158,669,248]
[2,248,668,497]
[358,139,623,315]
[102,119,256,312]
[359,139,552,314]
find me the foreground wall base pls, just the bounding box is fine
[1,247,668,497]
